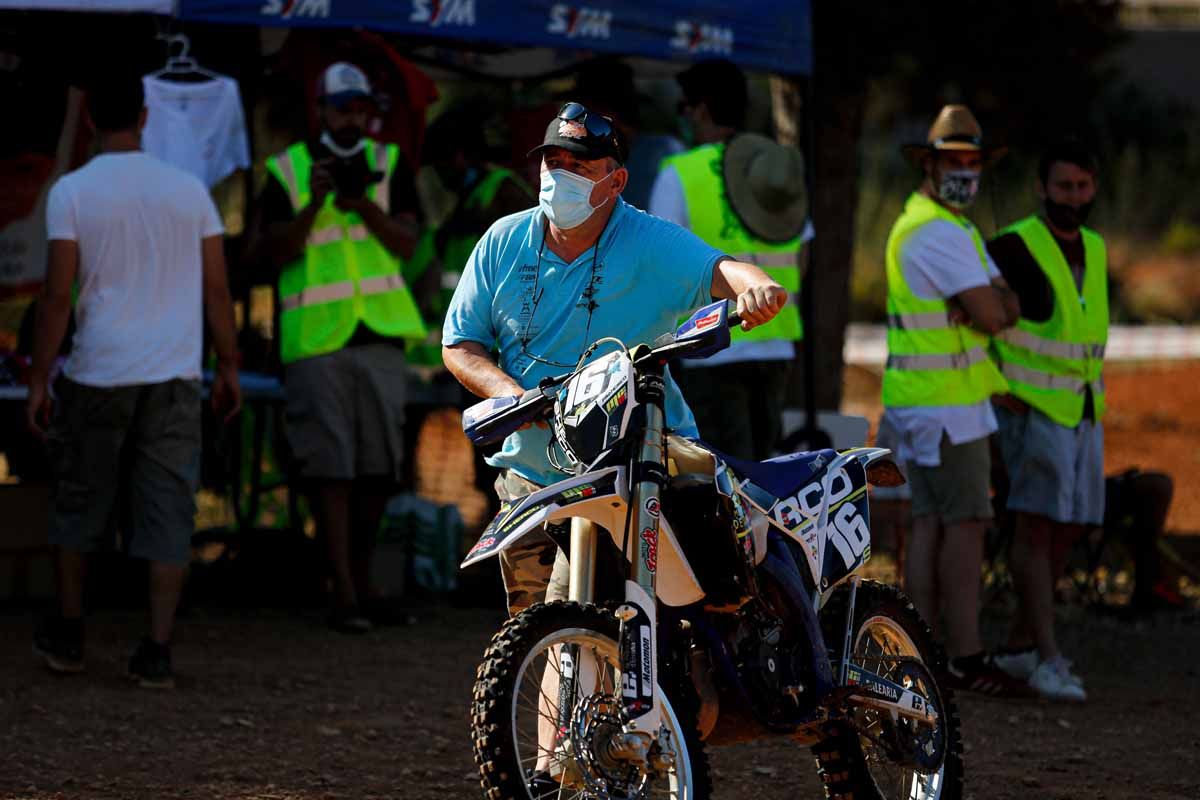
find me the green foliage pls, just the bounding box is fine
[1160,221,1200,256]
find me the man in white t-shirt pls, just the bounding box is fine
[27,74,241,689]
[881,105,1029,697]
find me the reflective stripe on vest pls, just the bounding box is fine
[998,328,1106,361]
[308,224,371,247]
[280,272,409,312]
[991,216,1108,426]
[882,192,1009,408]
[266,140,427,364]
[888,311,951,331]
[887,346,990,372]
[661,143,803,344]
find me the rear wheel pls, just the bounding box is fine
[471,601,711,799]
[813,581,964,800]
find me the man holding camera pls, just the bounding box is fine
[255,62,427,633]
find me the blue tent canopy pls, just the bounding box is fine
[177,0,812,75]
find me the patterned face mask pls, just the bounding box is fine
[937,168,981,209]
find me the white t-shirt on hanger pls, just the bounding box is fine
[142,74,250,188]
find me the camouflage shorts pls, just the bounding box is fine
[494,470,570,616]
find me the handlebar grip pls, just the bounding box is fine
[727,310,742,328]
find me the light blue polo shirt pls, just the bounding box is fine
[444,197,725,486]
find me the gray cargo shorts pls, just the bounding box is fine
[494,470,570,617]
[284,343,407,481]
[997,405,1105,525]
[46,377,202,565]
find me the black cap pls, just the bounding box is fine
[527,102,625,165]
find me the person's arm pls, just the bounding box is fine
[442,340,524,399]
[951,282,1016,335]
[710,258,789,330]
[202,235,242,422]
[337,197,418,260]
[260,164,333,267]
[26,240,78,437]
[337,156,421,259]
[994,275,1020,327]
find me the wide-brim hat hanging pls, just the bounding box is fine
[723,133,808,244]
[901,104,1008,167]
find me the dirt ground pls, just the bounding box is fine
[2,602,1198,800]
[2,360,1198,800]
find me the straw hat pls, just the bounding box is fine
[901,104,1008,167]
[723,133,808,243]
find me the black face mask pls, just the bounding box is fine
[1044,198,1094,232]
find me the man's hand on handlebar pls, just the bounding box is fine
[736,283,788,331]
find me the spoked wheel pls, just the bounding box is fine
[472,601,710,800]
[814,581,964,800]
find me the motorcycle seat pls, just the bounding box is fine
[709,446,839,501]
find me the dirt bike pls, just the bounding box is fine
[461,300,963,800]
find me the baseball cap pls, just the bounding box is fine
[318,62,373,108]
[528,102,626,165]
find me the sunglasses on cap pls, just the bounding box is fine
[558,102,614,140]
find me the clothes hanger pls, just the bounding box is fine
[148,34,221,82]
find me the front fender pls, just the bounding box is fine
[460,466,706,607]
[461,467,626,567]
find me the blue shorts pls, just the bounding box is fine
[996,405,1104,526]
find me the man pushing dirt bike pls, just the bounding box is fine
[446,101,963,800]
[442,100,787,617]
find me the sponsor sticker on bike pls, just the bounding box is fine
[467,536,496,556]
[640,527,658,572]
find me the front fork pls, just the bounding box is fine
[555,357,667,767]
[617,363,667,738]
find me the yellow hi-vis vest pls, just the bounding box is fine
[404,167,532,368]
[883,192,1009,407]
[992,216,1108,426]
[660,143,803,343]
[265,140,427,365]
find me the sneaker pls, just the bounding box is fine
[993,647,1039,681]
[1029,656,1086,702]
[328,606,373,635]
[128,637,175,689]
[33,616,85,674]
[946,652,1038,698]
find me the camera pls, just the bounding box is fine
[327,157,383,200]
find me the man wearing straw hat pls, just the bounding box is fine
[882,104,1029,696]
[650,60,808,460]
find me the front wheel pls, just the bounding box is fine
[813,581,965,800]
[471,601,711,799]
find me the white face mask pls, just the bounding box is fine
[936,168,982,209]
[539,168,613,229]
[320,129,366,158]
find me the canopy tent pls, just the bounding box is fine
[0,0,174,11]
[176,0,812,76]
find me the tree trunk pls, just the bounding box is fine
[788,4,869,413]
